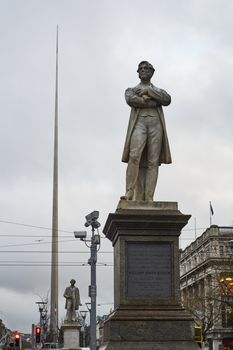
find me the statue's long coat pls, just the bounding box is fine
[64,286,80,310]
[121,83,172,166]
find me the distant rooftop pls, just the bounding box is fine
[181,225,233,257]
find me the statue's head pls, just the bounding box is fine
[70,279,76,285]
[137,61,155,80]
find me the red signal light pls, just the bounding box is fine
[35,327,41,343]
[15,333,20,347]
[36,327,41,334]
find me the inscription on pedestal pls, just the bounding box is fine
[127,242,172,298]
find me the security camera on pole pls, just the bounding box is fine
[74,210,101,350]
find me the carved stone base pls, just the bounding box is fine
[63,322,81,350]
[101,340,198,350]
[101,202,199,350]
[101,308,198,350]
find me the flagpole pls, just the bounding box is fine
[209,201,213,227]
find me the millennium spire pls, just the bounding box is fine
[50,25,59,342]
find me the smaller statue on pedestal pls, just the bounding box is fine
[64,279,81,323]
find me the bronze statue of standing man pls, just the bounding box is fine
[64,279,81,322]
[121,61,172,202]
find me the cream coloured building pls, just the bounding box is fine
[180,225,233,350]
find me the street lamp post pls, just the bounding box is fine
[80,310,88,347]
[36,301,48,343]
[74,211,101,350]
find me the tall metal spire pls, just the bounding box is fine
[50,25,59,342]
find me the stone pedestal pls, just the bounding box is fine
[101,201,199,350]
[63,322,81,350]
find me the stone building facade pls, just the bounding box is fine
[180,225,233,350]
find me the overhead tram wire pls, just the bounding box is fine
[0,260,113,264]
[0,218,207,253]
[0,218,208,233]
[0,259,113,262]
[0,262,113,267]
[0,239,76,249]
[0,219,72,233]
[1,234,74,238]
[0,250,113,253]
[0,236,196,249]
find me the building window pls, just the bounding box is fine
[193,256,197,266]
[227,246,233,256]
[220,246,224,256]
[222,303,233,328]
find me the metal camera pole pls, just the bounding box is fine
[89,223,97,350]
[74,211,100,350]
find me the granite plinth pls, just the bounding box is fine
[101,201,199,350]
[101,340,198,350]
[116,200,178,211]
[63,322,81,350]
[102,310,198,349]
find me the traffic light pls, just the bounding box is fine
[35,327,41,343]
[14,333,20,347]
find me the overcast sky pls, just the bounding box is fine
[0,0,233,334]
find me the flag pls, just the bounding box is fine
[210,202,214,215]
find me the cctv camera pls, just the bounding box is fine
[85,211,99,224]
[74,231,87,239]
[85,211,100,228]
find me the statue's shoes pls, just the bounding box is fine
[145,197,153,202]
[120,189,134,200]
